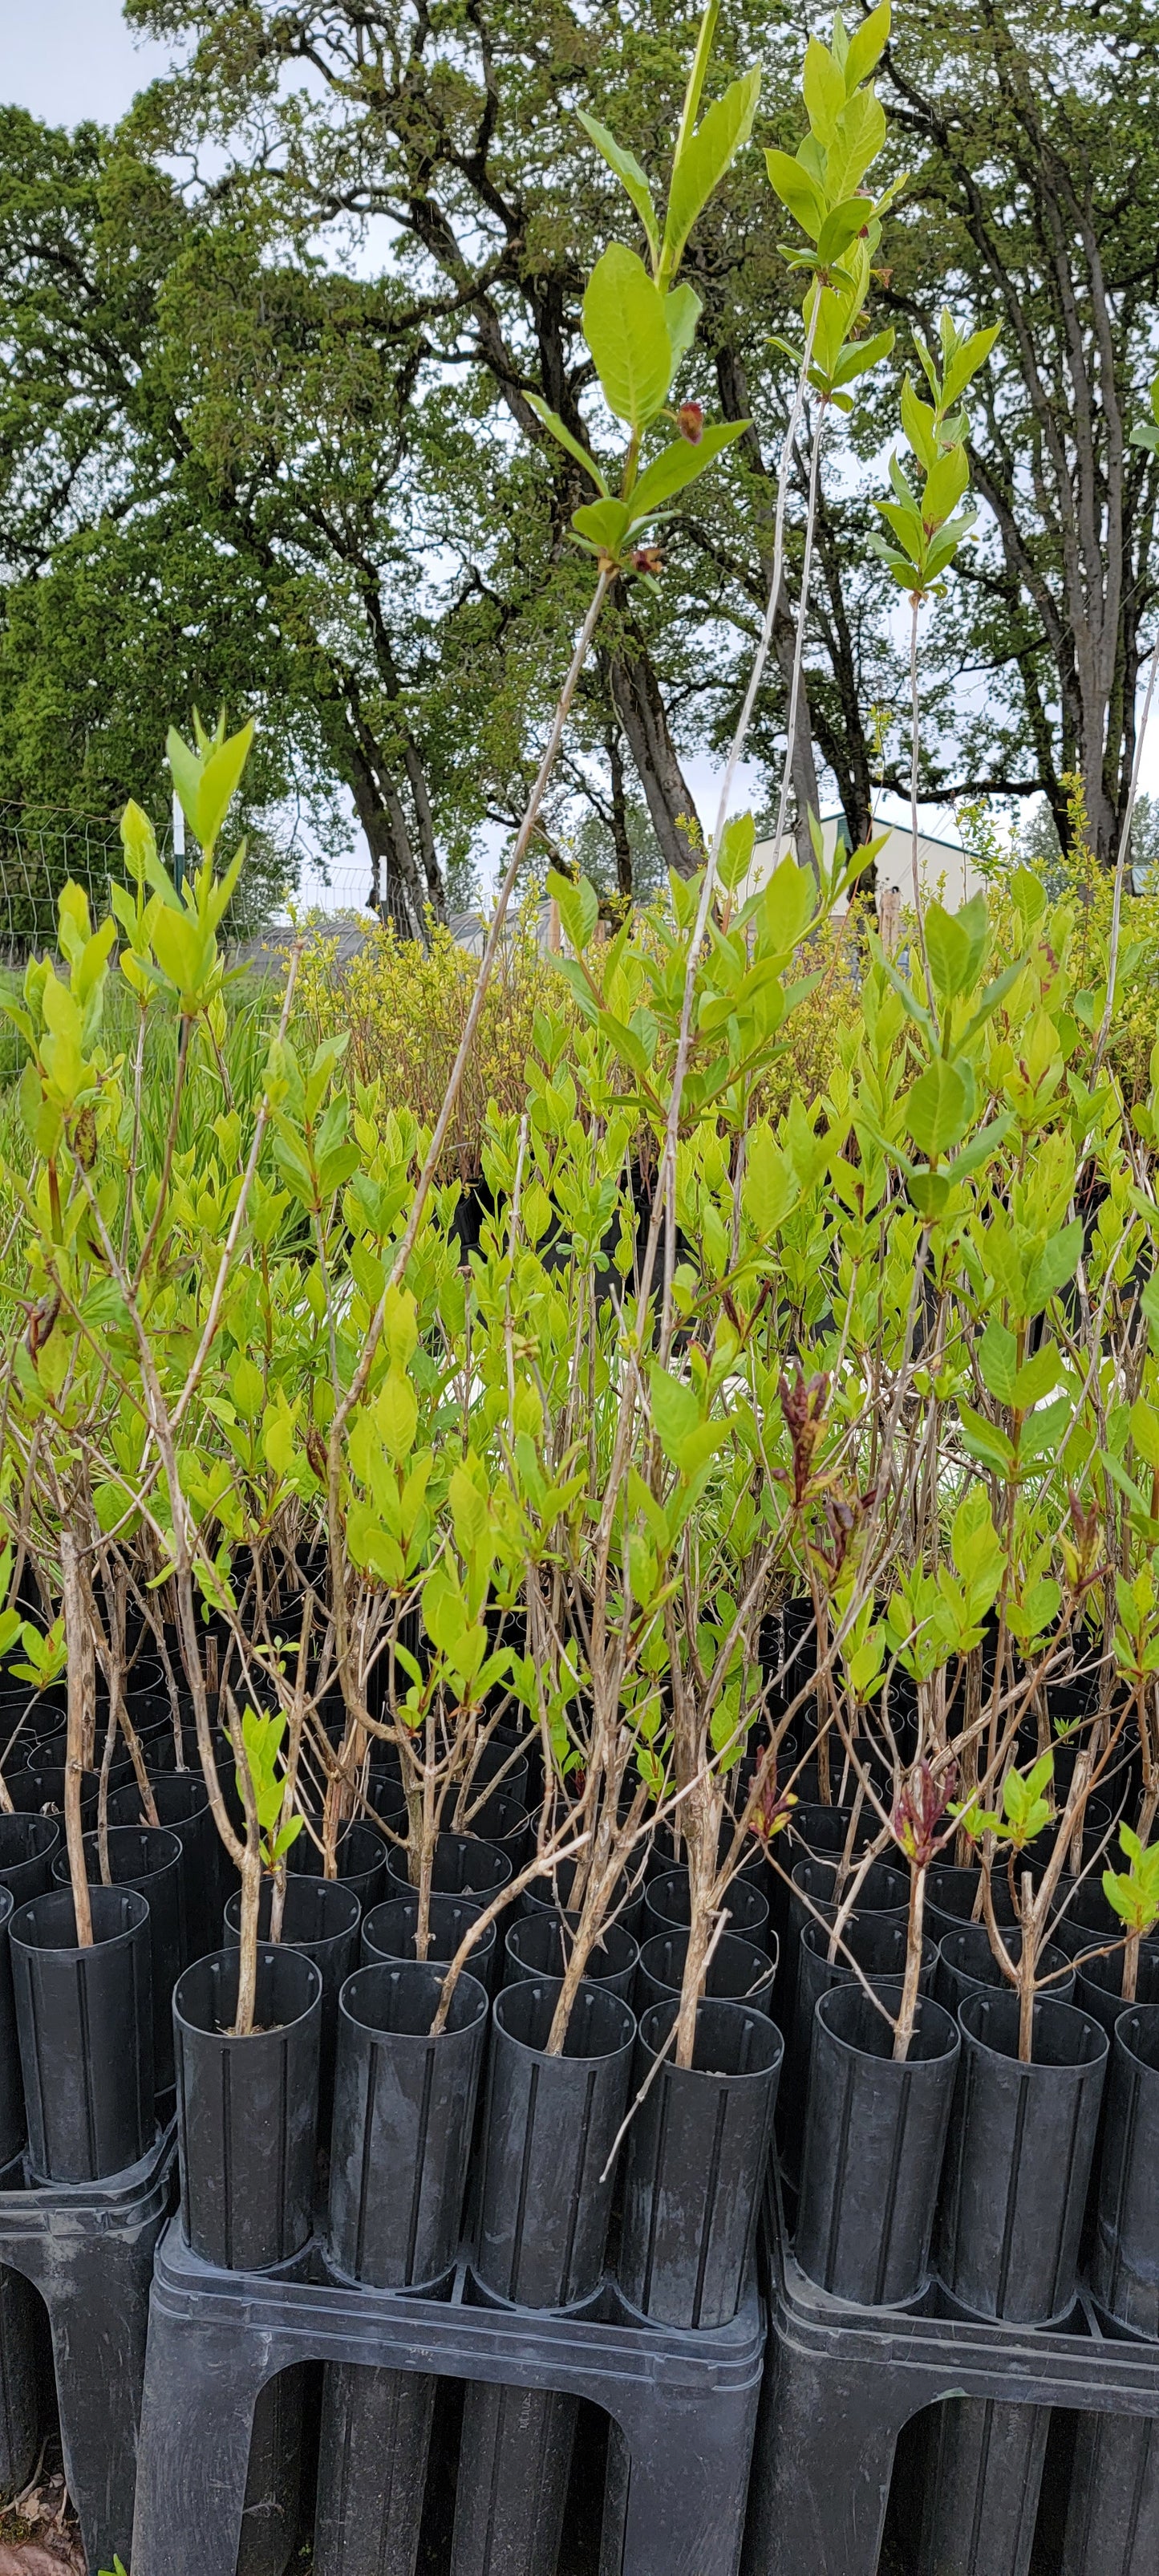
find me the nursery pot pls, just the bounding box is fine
[451,1975,634,2576]
[173,1945,322,2270]
[934,1922,1075,2020]
[523,1852,642,1937]
[1089,2001,1159,2334]
[0,1812,60,1908]
[224,1875,360,2131]
[51,1823,185,2093]
[795,1985,959,2306]
[384,1832,513,1907]
[289,1819,388,1914]
[643,1864,770,1945]
[1060,2339,1159,2576]
[635,1925,776,2020]
[618,1996,783,2327]
[0,1889,22,2166]
[780,1914,935,2185]
[935,1987,1108,2324]
[314,1957,490,2576]
[362,1892,498,1996]
[107,1770,217,1963]
[10,1884,154,2182]
[1075,1941,1159,2037]
[504,1909,638,2002]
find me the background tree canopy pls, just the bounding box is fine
[1,0,1157,932]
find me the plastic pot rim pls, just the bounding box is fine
[173,1942,322,2043]
[338,1955,489,2044]
[492,1970,636,2067]
[638,1994,784,2083]
[10,1880,151,1959]
[956,1982,1110,2071]
[814,1979,960,2067]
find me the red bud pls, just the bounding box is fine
[630,545,665,576]
[677,399,704,444]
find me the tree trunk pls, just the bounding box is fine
[609,598,703,878]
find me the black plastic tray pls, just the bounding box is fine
[0,2124,176,2574]
[744,2181,1159,2576]
[132,2217,765,2576]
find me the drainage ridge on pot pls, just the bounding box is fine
[173,1944,322,2272]
[0,1887,22,2167]
[473,1973,635,2308]
[935,1986,1108,2325]
[326,1957,488,2289]
[10,1883,154,2183]
[1089,1999,1159,2335]
[362,1892,498,1995]
[617,1994,783,2330]
[795,1983,960,2308]
[504,1909,638,2002]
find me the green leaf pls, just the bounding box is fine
[925,894,988,999]
[922,437,971,528]
[649,1363,700,1465]
[663,68,761,276]
[1024,1219,1084,1314]
[1131,1399,1159,1471]
[845,1,891,91]
[802,36,846,143]
[716,809,755,892]
[582,244,675,428]
[379,1366,418,1462]
[575,111,660,263]
[905,1060,970,1158]
[571,498,632,558]
[547,869,599,953]
[815,195,872,266]
[743,1124,799,1235]
[628,420,748,523]
[958,1402,1015,1474]
[978,1318,1018,1406]
[941,323,1001,411]
[526,395,607,494]
[825,87,887,201]
[765,148,825,241]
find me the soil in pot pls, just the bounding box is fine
[10,1884,153,2180]
[795,1984,959,2306]
[450,1974,634,2576]
[314,1958,489,2576]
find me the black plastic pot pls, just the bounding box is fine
[451,1976,634,2576]
[795,1986,959,2306]
[522,1852,643,1937]
[1089,2001,1159,2335]
[1072,1941,1159,2038]
[314,1958,490,2576]
[361,1892,498,1996]
[107,1771,217,1963]
[643,1864,769,1944]
[503,1909,638,2001]
[934,1923,1075,2020]
[618,1996,782,2327]
[28,1733,135,1799]
[0,1813,60,1907]
[924,1858,1016,1947]
[634,1925,776,2019]
[0,1890,22,2166]
[172,1945,322,2270]
[51,1825,185,2094]
[384,1832,513,1907]
[9,1767,96,1829]
[223,1876,360,2131]
[1060,2351,1159,2575]
[784,1852,909,2013]
[10,1884,154,2181]
[289,1819,387,1914]
[935,1988,1108,2324]
[781,1914,935,2184]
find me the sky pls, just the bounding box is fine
[7,3,1159,899]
